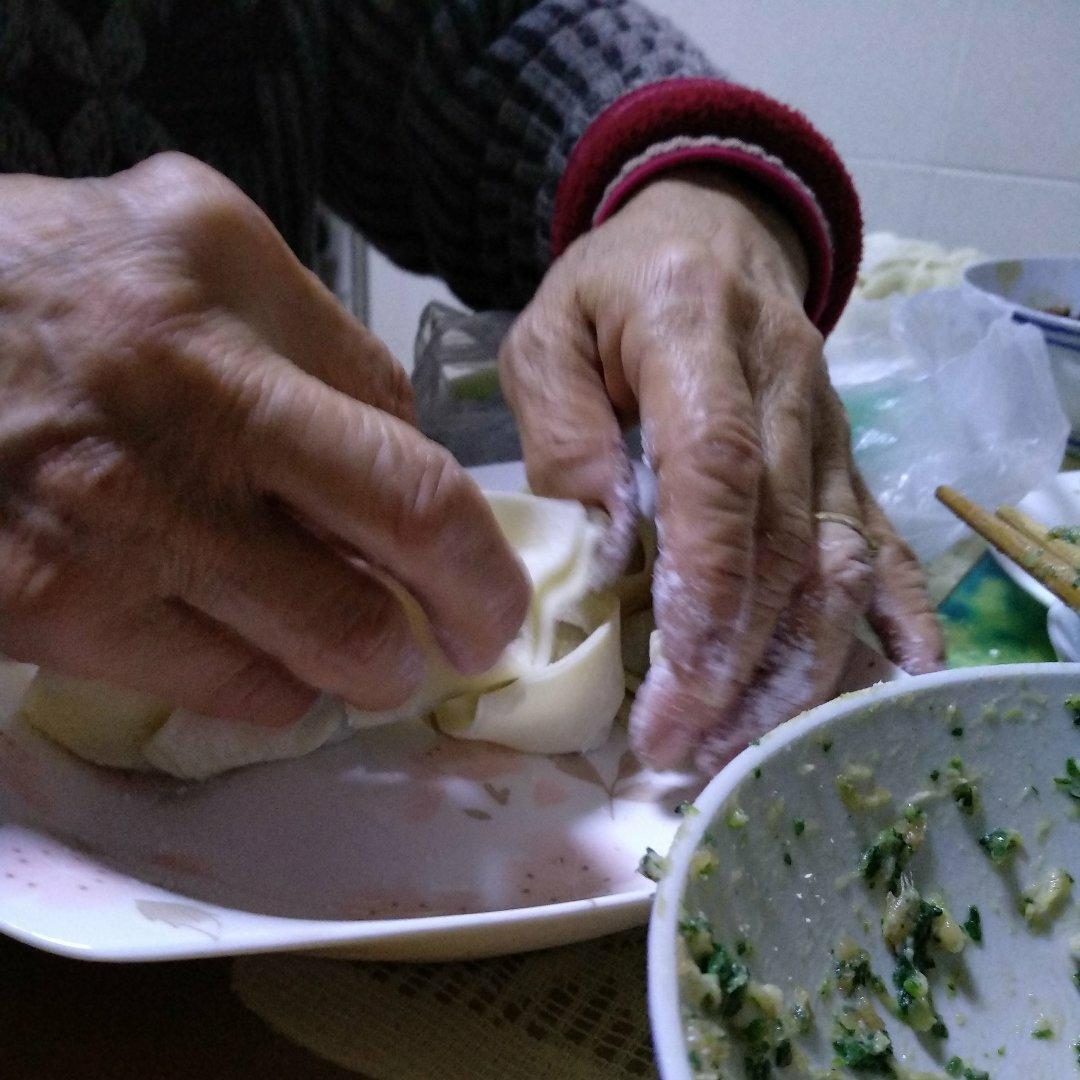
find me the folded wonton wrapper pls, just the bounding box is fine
[17,493,638,779]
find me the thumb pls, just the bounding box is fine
[498,303,638,583]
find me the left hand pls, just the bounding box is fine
[499,166,944,773]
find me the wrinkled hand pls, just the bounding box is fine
[0,153,528,725]
[500,166,944,772]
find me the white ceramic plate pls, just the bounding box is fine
[0,462,899,963]
[989,470,1080,606]
[649,664,1080,1080]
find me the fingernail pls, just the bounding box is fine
[351,621,425,710]
[899,650,946,676]
[439,564,531,676]
[438,635,494,677]
[395,636,427,691]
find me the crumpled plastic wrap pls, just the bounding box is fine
[411,301,643,466]
[411,302,521,466]
[827,287,1069,561]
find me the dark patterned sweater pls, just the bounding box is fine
[0,0,861,324]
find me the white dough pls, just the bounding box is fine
[346,492,608,733]
[20,491,635,777]
[143,696,349,781]
[434,595,624,754]
[17,671,170,771]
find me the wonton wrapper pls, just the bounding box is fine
[17,675,172,772]
[18,492,634,777]
[344,493,622,755]
[143,696,349,781]
[433,593,623,755]
[17,671,349,780]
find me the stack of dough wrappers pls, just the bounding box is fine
[18,493,657,780]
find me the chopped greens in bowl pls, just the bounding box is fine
[648,665,1080,1079]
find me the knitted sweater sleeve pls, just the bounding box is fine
[322,0,861,331]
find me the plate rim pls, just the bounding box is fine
[0,871,655,963]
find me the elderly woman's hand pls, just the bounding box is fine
[0,153,528,725]
[500,166,944,772]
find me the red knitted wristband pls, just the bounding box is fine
[551,78,862,334]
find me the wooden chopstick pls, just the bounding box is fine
[995,505,1080,571]
[935,485,1080,611]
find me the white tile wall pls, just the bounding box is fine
[921,169,1080,256]
[368,249,458,372]
[370,1,1080,366]
[657,0,982,165]
[654,0,1080,251]
[942,2,1080,181]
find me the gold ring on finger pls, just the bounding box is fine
[813,511,879,554]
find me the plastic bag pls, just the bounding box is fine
[827,288,1069,561]
[411,301,642,467]
[411,302,521,467]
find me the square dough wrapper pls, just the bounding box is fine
[18,492,640,777]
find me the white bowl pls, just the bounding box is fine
[1047,600,1080,663]
[649,664,1080,1079]
[964,257,1080,448]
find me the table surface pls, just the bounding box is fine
[0,935,363,1080]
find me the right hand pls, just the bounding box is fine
[0,153,529,726]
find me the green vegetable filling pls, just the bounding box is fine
[833,946,885,997]
[1054,757,1080,800]
[832,1017,893,1074]
[1065,693,1080,726]
[680,917,749,1019]
[1051,526,1080,544]
[774,1039,792,1068]
[945,1056,990,1080]
[679,916,799,1078]
[1020,867,1074,924]
[638,847,667,882]
[886,892,951,1038]
[978,828,1022,865]
[836,764,892,812]
[962,905,982,943]
[859,810,925,893]
[706,944,750,1017]
[947,759,979,814]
